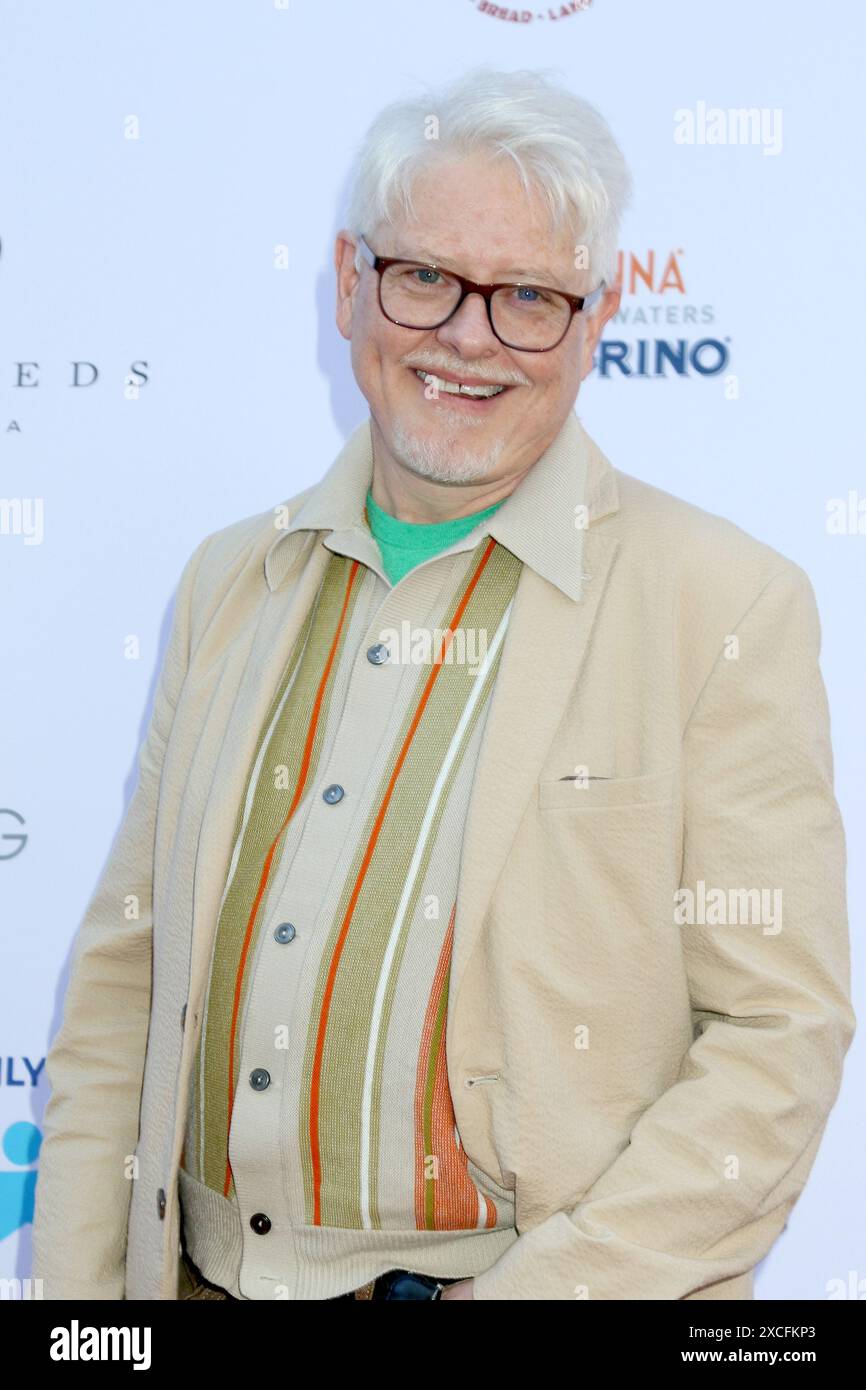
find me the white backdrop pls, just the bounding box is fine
[1,0,863,1299]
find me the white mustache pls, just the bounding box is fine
[402,356,530,388]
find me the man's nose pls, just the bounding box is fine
[434,291,501,359]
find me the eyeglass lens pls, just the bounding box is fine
[379,262,572,350]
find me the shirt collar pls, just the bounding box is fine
[264,409,619,602]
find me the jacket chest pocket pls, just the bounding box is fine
[537,767,679,811]
[532,766,682,972]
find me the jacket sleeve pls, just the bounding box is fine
[31,534,212,1300]
[472,562,856,1300]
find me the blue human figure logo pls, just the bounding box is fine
[0,1123,42,1241]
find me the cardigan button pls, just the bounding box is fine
[366,642,390,665]
[250,1212,272,1235]
[323,784,345,804]
[249,1068,271,1091]
[274,922,296,944]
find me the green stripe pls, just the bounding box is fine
[423,971,450,1229]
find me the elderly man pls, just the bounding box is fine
[32,68,854,1302]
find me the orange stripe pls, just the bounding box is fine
[414,902,498,1230]
[222,559,362,1197]
[309,537,498,1223]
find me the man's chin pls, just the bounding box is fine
[389,419,507,484]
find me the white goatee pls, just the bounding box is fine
[389,418,507,483]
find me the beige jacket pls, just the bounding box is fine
[32,411,855,1299]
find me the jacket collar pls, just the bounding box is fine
[264,408,619,602]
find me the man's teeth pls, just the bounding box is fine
[415,370,506,398]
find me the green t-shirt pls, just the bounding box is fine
[364,486,506,586]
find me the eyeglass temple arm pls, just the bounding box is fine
[581,282,606,312]
[356,235,375,269]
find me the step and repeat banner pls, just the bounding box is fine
[1,0,863,1300]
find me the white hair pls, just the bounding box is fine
[345,67,633,292]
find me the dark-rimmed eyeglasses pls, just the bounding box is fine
[357,235,604,353]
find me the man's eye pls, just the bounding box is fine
[515,286,540,302]
[411,268,441,285]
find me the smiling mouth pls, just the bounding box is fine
[412,369,511,399]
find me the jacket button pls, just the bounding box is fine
[274,922,296,944]
[366,642,389,665]
[323,784,345,804]
[250,1068,271,1091]
[157,1187,166,1219]
[250,1212,272,1235]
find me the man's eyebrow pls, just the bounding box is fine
[392,246,569,290]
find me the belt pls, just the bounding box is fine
[330,1269,463,1300]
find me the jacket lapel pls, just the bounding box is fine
[445,528,620,1043]
[445,419,621,1050]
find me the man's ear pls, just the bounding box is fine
[335,231,362,341]
[579,285,621,381]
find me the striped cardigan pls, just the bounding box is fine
[178,510,524,1297]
